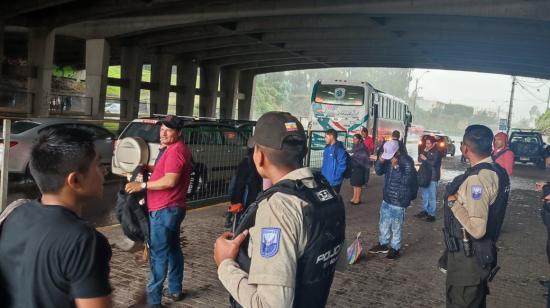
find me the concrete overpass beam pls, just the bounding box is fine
[175,58,198,116]
[120,46,144,120]
[219,67,238,119]
[85,39,110,119]
[199,64,219,118]
[27,27,55,117]
[150,53,174,115]
[237,71,255,120]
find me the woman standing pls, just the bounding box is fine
[350,134,370,204]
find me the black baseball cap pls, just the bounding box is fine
[158,115,184,130]
[247,112,306,150]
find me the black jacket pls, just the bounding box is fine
[230,155,262,208]
[375,154,416,208]
[420,147,442,181]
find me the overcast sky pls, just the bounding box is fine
[410,69,550,126]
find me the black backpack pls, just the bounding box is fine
[409,164,419,201]
[115,167,149,243]
[417,161,433,188]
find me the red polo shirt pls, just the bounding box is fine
[147,140,192,212]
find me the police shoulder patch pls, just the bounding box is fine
[260,227,281,258]
[471,185,483,200]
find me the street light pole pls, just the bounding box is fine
[506,76,516,136]
[412,70,429,115]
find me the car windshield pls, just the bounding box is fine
[121,122,161,143]
[0,121,41,134]
[511,133,541,144]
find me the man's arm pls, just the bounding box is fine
[451,171,498,239]
[374,159,387,175]
[216,194,305,308]
[335,147,347,177]
[75,296,111,308]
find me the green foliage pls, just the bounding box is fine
[536,109,550,130]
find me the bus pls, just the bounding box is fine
[308,79,412,152]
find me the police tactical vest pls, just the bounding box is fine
[232,172,346,308]
[443,162,510,268]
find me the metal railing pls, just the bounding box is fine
[0,90,33,114]
[49,94,93,116]
[184,125,253,205]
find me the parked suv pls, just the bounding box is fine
[418,133,456,156]
[111,117,253,197]
[509,130,547,169]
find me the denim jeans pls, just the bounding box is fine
[421,181,438,216]
[147,207,186,304]
[378,201,406,250]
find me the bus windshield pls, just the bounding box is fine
[314,84,364,106]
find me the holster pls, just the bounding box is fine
[442,228,459,253]
[472,238,496,270]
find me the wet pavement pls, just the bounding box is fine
[6,144,550,307]
[98,153,549,308]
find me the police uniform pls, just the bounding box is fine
[444,156,509,308]
[217,112,346,308]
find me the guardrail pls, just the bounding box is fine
[49,94,93,116]
[0,90,33,114]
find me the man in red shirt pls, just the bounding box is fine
[492,132,514,176]
[126,115,192,307]
[361,127,375,155]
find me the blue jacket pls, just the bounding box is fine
[321,141,348,186]
[374,154,416,208]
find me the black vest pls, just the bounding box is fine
[231,172,346,308]
[443,162,510,267]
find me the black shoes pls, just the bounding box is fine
[386,248,400,260]
[369,244,400,259]
[163,289,186,302]
[415,211,428,219]
[369,243,389,254]
[426,215,436,222]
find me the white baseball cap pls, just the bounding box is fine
[381,140,400,160]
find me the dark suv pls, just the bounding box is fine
[509,130,547,169]
[418,133,456,156]
[112,117,254,198]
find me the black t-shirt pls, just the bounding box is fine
[0,200,112,308]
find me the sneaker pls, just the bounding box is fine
[415,211,428,219]
[163,289,186,301]
[426,215,436,222]
[540,279,550,288]
[369,243,389,254]
[438,266,447,274]
[386,248,400,260]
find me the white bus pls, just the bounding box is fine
[309,79,412,151]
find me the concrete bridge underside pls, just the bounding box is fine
[1,0,550,120]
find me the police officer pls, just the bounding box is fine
[213,111,346,308]
[442,125,510,308]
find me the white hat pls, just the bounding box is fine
[381,140,400,160]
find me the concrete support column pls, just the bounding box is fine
[150,53,174,115]
[85,39,110,119]
[219,67,239,119]
[120,46,143,120]
[0,22,4,81]
[27,27,55,117]
[199,64,220,118]
[238,71,255,120]
[175,59,198,116]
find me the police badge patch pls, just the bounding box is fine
[260,228,281,258]
[471,185,483,200]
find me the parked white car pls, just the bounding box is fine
[0,118,116,178]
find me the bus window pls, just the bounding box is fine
[314,84,364,105]
[386,99,391,119]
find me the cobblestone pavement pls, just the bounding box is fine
[103,156,549,308]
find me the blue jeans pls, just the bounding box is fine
[147,207,186,304]
[378,201,406,250]
[421,181,438,216]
